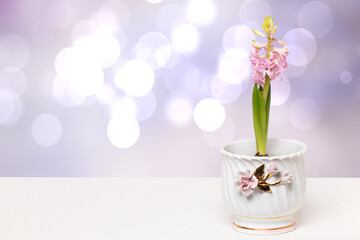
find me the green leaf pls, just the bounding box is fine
[265,84,271,137]
[258,87,266,132]
[252,84,262,148]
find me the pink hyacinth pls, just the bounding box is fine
[250,42,289,86]
[236,170,258,196]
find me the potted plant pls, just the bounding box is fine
[221,17,306,235]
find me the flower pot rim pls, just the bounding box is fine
[221,138,307,161]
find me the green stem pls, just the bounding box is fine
[263,74,270,103]
[266,37,271,58]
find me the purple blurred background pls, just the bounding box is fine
[0,0,359,177]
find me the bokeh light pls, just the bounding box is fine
[114,59,155,97]
[238,0,272,24]
[96,84,117,105]
[187,0,216,25]
[298,1,333,39]
[31,113,62,147]
[202,115,235,148]
[162,61,200,95]
[0,90,16,124]
[340,71,352,84]
[222,25,254,53]
[271,75,291,106]
[166,97,193,126]
[111,97,137,119]
[95,1,130,32]
[289,98,321,130]
[284,28,317,67]
[71,20,98,41]
[210,72,242,104]
[4,93,23,125]
[136,31,172,69]
[193,98,225,131]
[147,0,165,4]
[0,67,27,96]
[217,49,250,84]
[52,75,86,108]
[55,47,104,97]
[1,0,360,178]
[285,64,307,79]
[125,91,157,122]
[110,93,156,122]
[107,115,140,149]
[156,3,186,36]
[73,31,121,69]
[171,23,199,53]
[0,34,29,69]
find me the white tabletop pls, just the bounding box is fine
[0,178,358,239]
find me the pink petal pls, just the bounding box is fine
[252,41,267,48]
[273,38,285,46]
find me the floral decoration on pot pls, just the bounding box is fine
[236,163,292,196]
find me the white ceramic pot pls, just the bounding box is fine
[221,138,306,235]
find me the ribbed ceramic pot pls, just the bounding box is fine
[221,138,306,235]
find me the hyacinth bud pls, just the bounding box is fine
[261,16,276,38]
[253,28,266,38]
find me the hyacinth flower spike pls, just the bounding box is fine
[250,17,289,156]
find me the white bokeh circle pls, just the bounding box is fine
[271,75,291,106]
[136,31,172,69]
[95,1,130,32]
[166,97,193,126]
[298,1,333,39]
[340,71,352,84]
[96,84,117,105]
[52,75,85,108]
[211,72,242,104]
[31,113,62,147]
[55,47,104,97]
[217,49,250,84]
[193,98,226,131]
[187,0,216,25]
[0,34,29,69]
[285,64,307,79]
[162,61,199,95]
[114,59,155,97]
[284,28,317,67]
[171,23,199,53]
[0,90,16,124]
[156,3,186,36]
[107,115,140,149]
[223,25,254,53]
[0,67,27,97]
[73,31,121,69]
[124,92,157,122]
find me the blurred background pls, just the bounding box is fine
[0,0,359,177]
